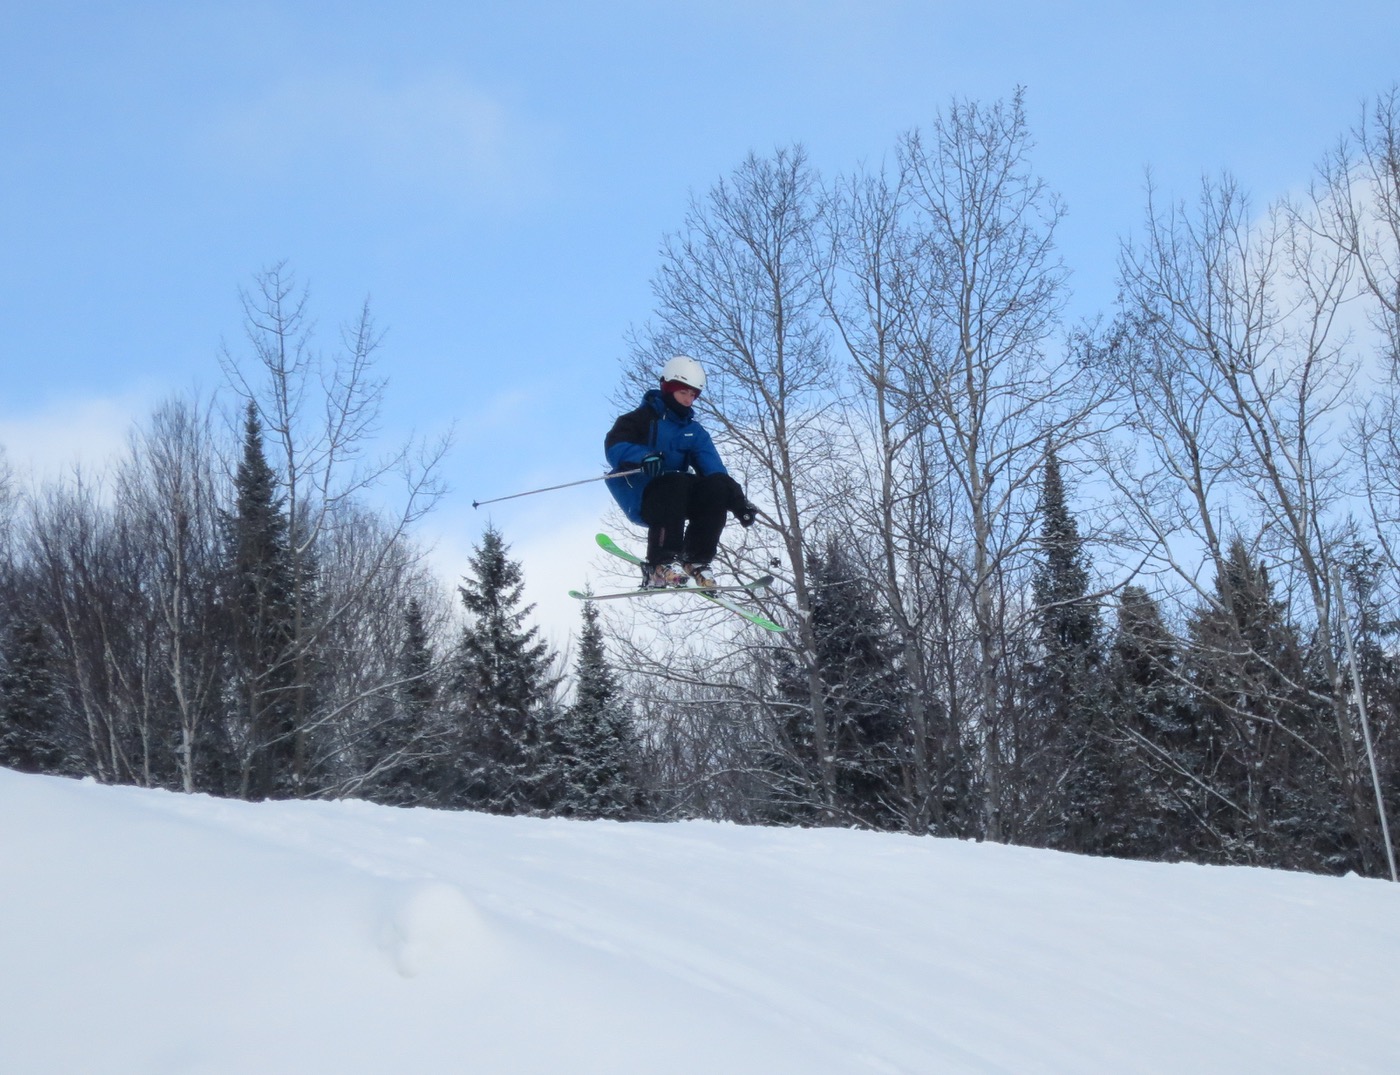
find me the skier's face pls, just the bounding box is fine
[671,385,699,405]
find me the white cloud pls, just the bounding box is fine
[0,392,150,488]
[201,72,557,208]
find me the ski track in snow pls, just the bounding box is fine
[3,768,1399,1074]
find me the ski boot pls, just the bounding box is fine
[641,559,689,589]
[684,562,717,589]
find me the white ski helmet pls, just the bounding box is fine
[660,354,707,393]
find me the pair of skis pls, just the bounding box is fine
[570,533,786,633]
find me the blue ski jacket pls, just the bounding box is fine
[604,389,728,525]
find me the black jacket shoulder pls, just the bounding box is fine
[605,401,656,452]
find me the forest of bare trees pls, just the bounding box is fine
[5,88,1400,878]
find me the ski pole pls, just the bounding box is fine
[472,469,642,509]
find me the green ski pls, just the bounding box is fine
[570,574,773,602]
[591,533,787,633]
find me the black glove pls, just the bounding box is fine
[640,452,664,477]
[736,500,760,529]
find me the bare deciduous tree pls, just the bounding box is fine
[1113,164,1383,869]
[633,147,844,816]
[118,397,228,792]
[889,91,1104,842]
[220,264,450,795]
[820,161,975,835]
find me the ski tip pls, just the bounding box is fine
[567,590,592,600]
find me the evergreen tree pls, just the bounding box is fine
[222,401,299,800]
[363,597,446,805]
[450,526,559,814]
[552,599,645,819]
[1184,539,1343,869]
[0,608,71,775]
[1105,585,1196,860]
[1335,543,1400,872]
[1032,454,1098,653]
[1026,451,1110,851]
[283,497,325,792]
[768,539,907,828]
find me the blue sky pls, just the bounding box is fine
[4,1,1399,643]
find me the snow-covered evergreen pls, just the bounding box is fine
[552,598,645,818]
[452,526,560,814]
[0,611,68,774]
[223,400,300,801]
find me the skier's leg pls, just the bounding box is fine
[641,473,694,563]
[681,474,745,565]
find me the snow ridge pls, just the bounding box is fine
[3,769,1398,1074]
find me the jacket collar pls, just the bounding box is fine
[646,387,693,422]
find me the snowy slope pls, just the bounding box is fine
[2,769,1397,1074]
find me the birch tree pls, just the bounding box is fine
[118,397,228,793]
[888,91,1104,842]
[221,263,448,795]
[1113,169,1380,870]
[820,162,975,835]
[636,147,843,816]
[1320,89,1400,595]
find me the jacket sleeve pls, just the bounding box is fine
[688,423,729,477]
[604,406,654,471]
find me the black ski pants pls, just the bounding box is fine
[641,472,746,565]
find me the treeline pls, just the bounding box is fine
[0,268,647,819]
[6,87,1400,878]
[609,86,1400,878]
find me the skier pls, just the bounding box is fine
[604,355,759,589]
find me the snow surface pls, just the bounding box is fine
[2,769,1398,1074]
